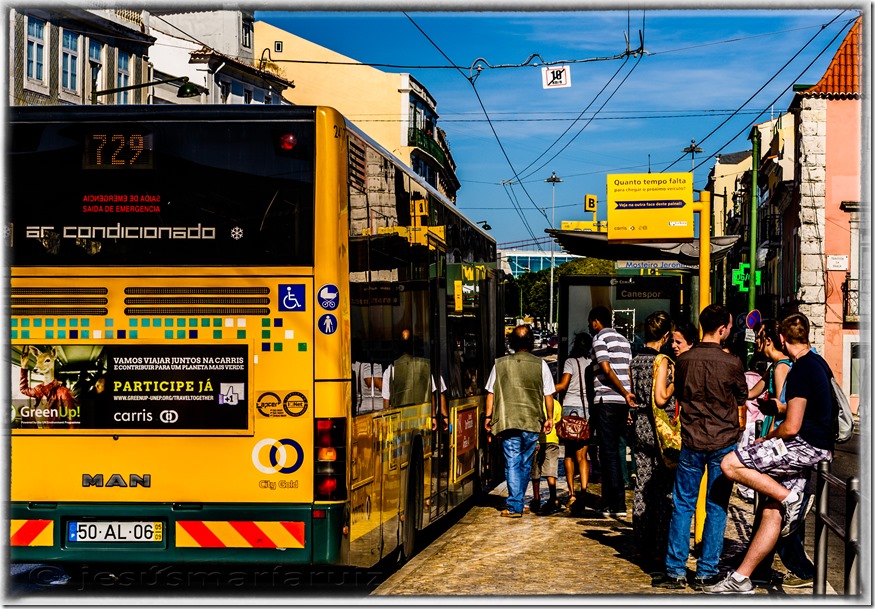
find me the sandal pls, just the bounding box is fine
[566,495,577,509]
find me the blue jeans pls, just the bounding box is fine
[778,527,814,578]
[501,430,540,514]
[665,443,736,579]
[596,401,629,512]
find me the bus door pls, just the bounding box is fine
[348,412,382,565]
[429,244,450,521]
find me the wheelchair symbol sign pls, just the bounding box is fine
[318,314,338,335]
[279,284,306,312]
[318,284,339,310]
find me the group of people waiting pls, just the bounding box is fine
[485,304,837,594]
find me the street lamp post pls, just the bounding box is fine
[682,139,703,178]
[91,75,201,105]
[545,171,562,333]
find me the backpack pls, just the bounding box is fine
[830,376,855,443]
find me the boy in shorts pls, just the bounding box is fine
[530,398,564,514]
[704,313,834,594]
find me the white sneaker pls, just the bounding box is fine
[781,491,813,537]
[703,573,755,595]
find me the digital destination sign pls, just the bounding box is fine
[82,129,154,170]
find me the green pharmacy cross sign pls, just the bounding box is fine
[732,263,761,293]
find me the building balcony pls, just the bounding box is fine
[758,213,782,257]
[842,273,859,323]
[408,127,446,167]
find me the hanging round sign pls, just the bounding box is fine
[746,309,762,330]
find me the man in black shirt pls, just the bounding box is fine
[704,313,834,594]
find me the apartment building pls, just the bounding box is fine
[254,20,460,202]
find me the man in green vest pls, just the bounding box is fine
[484,325,556,518]
[382,329,448,428]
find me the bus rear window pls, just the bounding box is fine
[9,119,315,267]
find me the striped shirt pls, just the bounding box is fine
[591,327,632,405]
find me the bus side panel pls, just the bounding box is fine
[312,107,350,386]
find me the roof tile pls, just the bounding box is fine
[803,17,862,98]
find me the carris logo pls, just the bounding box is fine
[82,474,151,488]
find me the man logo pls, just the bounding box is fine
[159,410,179,424]
[251,438,304,474]
[82,474,151,487]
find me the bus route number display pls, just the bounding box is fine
[83,129,153,170]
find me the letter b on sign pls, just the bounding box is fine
[584,194,597,212]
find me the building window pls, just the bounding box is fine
[219,81,230,104]
[264,94,272,105]
[88,40,103,99]
[274,41,283,53]
[61,30,80,92]
[116,50,130,104]
[26,16,46,83]
[850,342,860,395]
[244,89,253,104]
[241,21,252,49]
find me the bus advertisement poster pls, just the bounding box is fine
[453,406,478,481]
[13,344,249,431]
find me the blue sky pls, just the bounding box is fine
[257,8,860,246]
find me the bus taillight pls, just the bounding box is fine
[314,418,346,501]
[278,133,297,151]
[317,447,337,461]
[316,477,338,496]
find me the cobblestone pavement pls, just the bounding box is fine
[374,474,831,598]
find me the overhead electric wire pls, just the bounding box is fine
[402,10,644,240]
[517,53,644,183]
[690,15,855,173]
[514,56,632,179]
[403,11,546,247]
[346,109,775,124]
[662,10,850,173]
[515,10,646,182]
[649,20,848,57]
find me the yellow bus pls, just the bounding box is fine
[9,105,502,566]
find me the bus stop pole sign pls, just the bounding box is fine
[746,309,761,329]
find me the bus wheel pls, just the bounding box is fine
[399,448,422,564]
[476,445,489,497]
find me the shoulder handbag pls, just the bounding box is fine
[651,354,681,468]
[556,359,591,441]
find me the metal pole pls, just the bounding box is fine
[91,75,190,104]
[845,476,860,595]
[747,129,760,366]
[550,184,554,333]
[546,172,562,333]
[698,190,711,311]
[692,190,711,545]
[814,459,830,595]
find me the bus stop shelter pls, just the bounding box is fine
[546,230,740,265]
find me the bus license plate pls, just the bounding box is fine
[67,521,163,543]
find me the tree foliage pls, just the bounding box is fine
[504,257,613,321]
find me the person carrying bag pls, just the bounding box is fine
[651,353,681,469]
[557,360,590,441]
[554,333,594,511]
[556,406,590,441]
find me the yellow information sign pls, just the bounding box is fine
[606,172,694,241]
